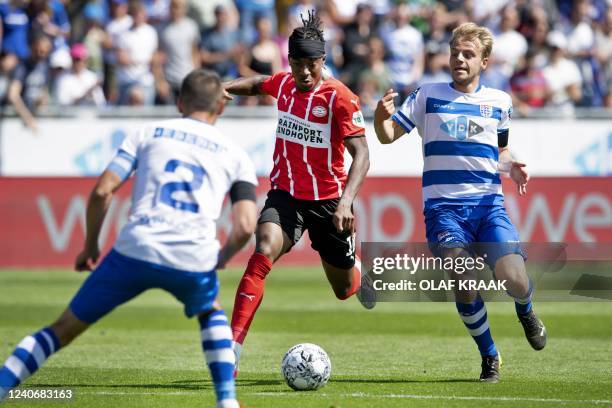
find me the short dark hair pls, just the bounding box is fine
[289,10,324,43]
[179,69,222,114]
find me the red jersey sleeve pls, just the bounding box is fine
[260,72,291,98]
[332,85,366,138]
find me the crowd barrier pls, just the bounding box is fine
[0,177,610,268]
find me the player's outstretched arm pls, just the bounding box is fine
[75,170,124,271]
[498,147,529,196]
[222,75,270,100]
[334,136,370,233]
[373,89,405,144]
[216,186,258,269]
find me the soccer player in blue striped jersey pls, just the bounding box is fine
[374,22,546,382]
[0,70,257,407]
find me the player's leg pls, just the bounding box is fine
[426,206,501,382]
[303,198,374,307]
[495,254,546,350]
[231,222,293,344]
[198,307,238,408]
[163,268,239,408]
[163,266,238,408]
[478,205,547,351]
[0,250,145,400]
[230,190,302,370]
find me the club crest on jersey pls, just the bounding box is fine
[480,104,493,118]
[312,105,327,118]
[439,115,484,140]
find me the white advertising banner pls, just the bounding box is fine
[1,117,610,176]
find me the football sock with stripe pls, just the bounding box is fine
[231,252,272,345]
[513,280,533,316]
[456,297,498,357]
[0,327,61,400]
[199,310,239,408]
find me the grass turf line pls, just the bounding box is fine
[0,267,611,407]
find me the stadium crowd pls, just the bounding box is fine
[0,0,610,130]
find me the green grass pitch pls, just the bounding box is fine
[1,267,611,407]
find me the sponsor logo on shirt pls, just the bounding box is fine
[277,116,326,145]
[437,231,457,243]
[352,110,365,128]
[439,116,484,140]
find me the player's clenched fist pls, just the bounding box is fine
[374,89,399,122]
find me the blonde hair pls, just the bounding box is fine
[450,22,494,59]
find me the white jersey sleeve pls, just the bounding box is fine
[391,86,427,135]
[105,129,145,180]
[497,93,512,137]
[232,148,258,186]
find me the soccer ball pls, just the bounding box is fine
[281,343,331,391]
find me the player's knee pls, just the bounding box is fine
[254,244,277,261]
[454,290,478,304]
[494,255,526,283]
[255,231,283,261]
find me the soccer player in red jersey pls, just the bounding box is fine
[222,11,371,372]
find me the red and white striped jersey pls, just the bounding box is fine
[261,72,366,201]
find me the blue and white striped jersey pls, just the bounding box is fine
[392,82,512,210]
[106,117,257,272]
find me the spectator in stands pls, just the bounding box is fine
[480,59,511,92]
[542,31,582,116]
[340,3,374,90]
[54,43,105,106]
[235,0,276,45]
[594,5,612,108]
[27,0,70,52]
[0,54,19,108]
[510,49,548,115]
[317,7,343,76]
[494,5,528,78]
[324,0,359,27]
[424,4,451,52]
[0,0,30,62]
[418,41,451,86]
[236,15,280,106]
[154,0,199,104]
[357,36,391,111]
[7,34,52,133]
[82,2,105,79]
[143,0,170,31]
[200,5,240,80]
[237,15,281,77]
[380,3,424,100]
[562,0,604,107]
[521,6,550,68]
[187,0,238,31]
[115,2,158,105]
[102,0,132,103]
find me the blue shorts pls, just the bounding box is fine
[425,204,523,270]
[70,249,219,323]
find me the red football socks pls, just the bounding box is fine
[231,252,273,345]
[338,262,361,300]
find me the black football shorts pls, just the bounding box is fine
[259,189,356,269]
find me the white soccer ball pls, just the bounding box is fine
[281,343,331,391]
